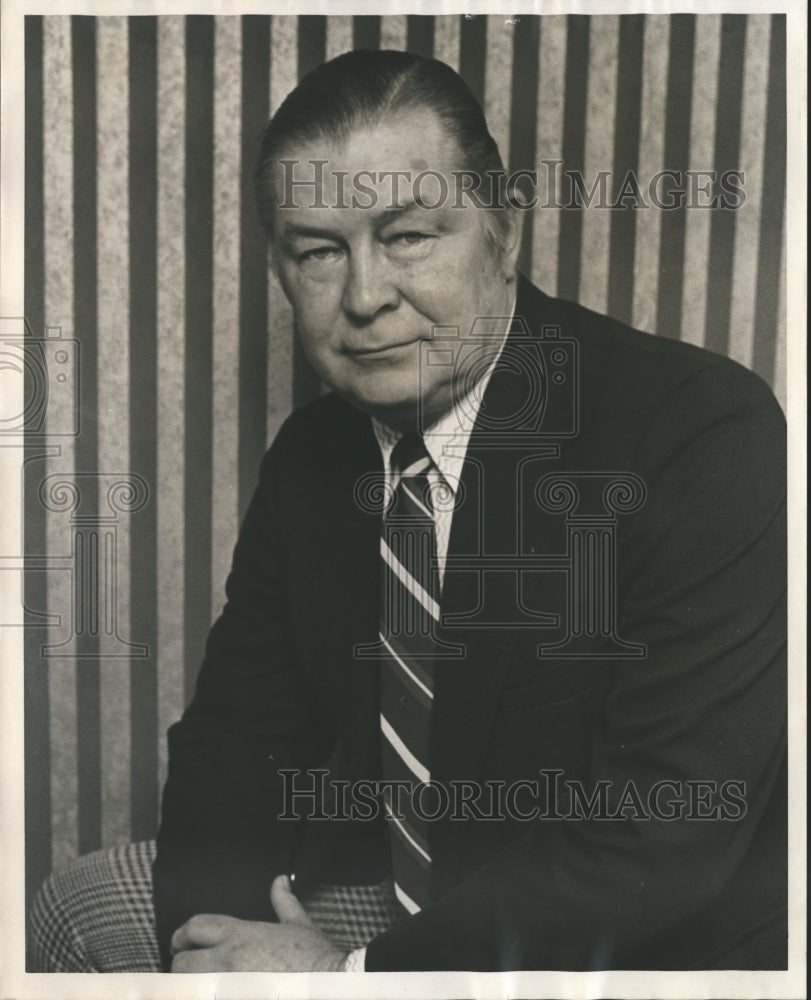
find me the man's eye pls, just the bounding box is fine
[386,230,434,254]
[299,246,343,263]
[388,231,432,246]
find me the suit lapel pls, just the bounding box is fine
[428,278,572,888]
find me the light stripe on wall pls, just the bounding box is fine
[704,15,747,359]
[483,15,514,179]
[43,15,78,872]
[326,16,353,62]
[155,15,186,795]
[211,15,242,612]
[96,15,132,848]
[433,15,461,72]
[631,15,669,334]
[655,14,694,340]
[680,14,722,348]
[380,14,407,51]
[752,14,786,395]
[24,13,50,907]
[774,219,786,413]
[578,14,619,316]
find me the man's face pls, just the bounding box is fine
[270,107,517,431]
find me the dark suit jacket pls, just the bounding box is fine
[153,276,787,971]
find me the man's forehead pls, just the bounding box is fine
[281,105,463,174]
[269,110,471,216]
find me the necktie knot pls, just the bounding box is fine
[392,433,431,478]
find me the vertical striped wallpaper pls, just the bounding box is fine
[24,13,787,908]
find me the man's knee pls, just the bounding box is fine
[28,843,160,973]
[29,863,92,972]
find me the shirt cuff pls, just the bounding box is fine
[343,947,367,972]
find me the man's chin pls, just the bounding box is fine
[331,374,452,431]
[343,391,422,432]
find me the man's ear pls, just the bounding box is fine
[500,206,525,283]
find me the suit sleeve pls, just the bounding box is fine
[152,423,336,969]
[365,362,787,971]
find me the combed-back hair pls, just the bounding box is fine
[255,48,508,244]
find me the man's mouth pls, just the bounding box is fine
[346,339,420,357]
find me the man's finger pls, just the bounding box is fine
[172,946,219,973]
[270,874,313,925]
[171,914,235,954]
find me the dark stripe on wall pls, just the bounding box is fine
[607,14,644,325]
[656,14,695,339]
[353,15,381,52]
[458,14,487,108]
[183,16,215,703]
[557,15,590,303]
[509,15,541,275]
[238,16,270,519]
[292,17,325,412]
[751,14,786,387]
[23,13,50,930]
[406,15,434,58]
[128,16,159,840]
[298,14,326,76]
[71,15,102,856]
[704,14,746,356]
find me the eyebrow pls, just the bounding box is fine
[279,223,345,242]
[379,196,439,222]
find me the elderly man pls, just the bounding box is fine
[31,48,786,974]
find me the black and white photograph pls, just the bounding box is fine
[0,2,805,998]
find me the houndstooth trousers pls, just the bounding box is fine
[28,840,403,972]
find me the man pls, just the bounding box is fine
[31,48,787,974]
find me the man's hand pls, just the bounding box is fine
[170,875,349,972]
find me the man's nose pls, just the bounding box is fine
[341,247,400,321]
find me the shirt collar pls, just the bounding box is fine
[372,296,516,493]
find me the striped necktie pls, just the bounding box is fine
[378,433,440,916]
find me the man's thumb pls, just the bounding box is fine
[270,874,312,924]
